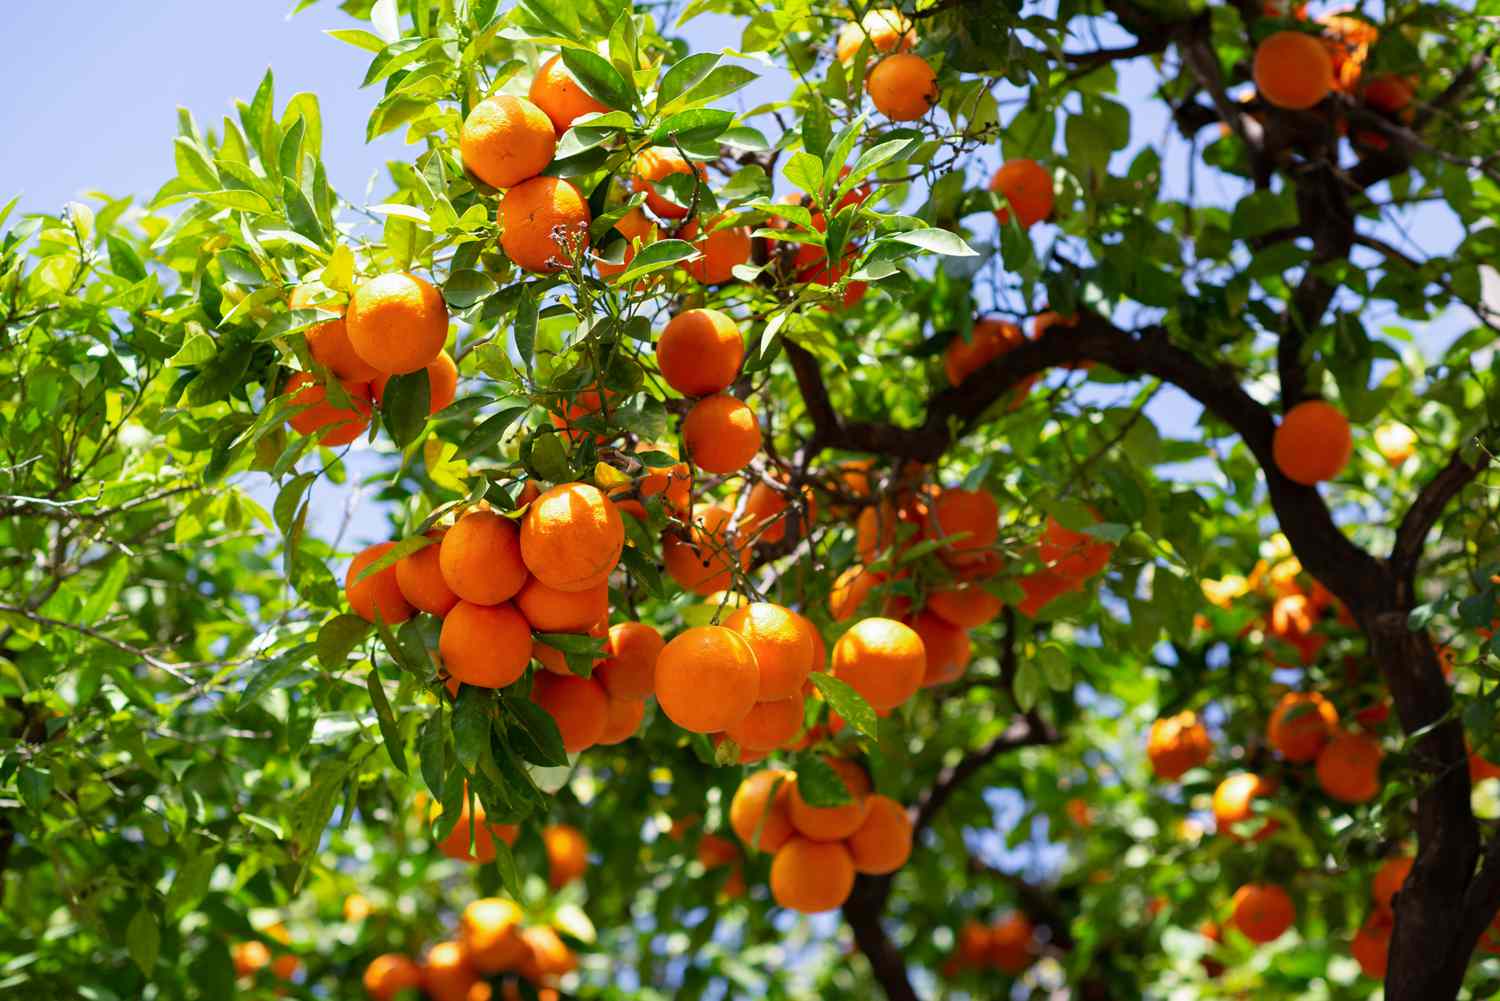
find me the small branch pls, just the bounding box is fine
[0,603,198,687]
[1389,441,1489,591]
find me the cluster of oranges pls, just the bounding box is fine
[943,913,1036,978]
[230,922,301,991]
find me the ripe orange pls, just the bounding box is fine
[1145,711,1212,780]
[1230,883,1296,944]
[855,502,898,562]
[932,487,1000,564]
[683,394,761,474]
[346,272,449,376]
[696,831,740,869]
[635,443,692,515]
[662,504,749,595]
[955,921,992,968]
[232,940,271,977]
[1363,74,1414,113]
[945,318,1026,387]
[422,941,477,1001]
[989,159,1055,229]
[835,8,916,63]
[1017,568,1076,618]
[770,836,856,912]
[829,564,881,622]
[832,617,926,711]
[544,823,588,888]
[633,147,705,219]
[347,542,414,625]
[1253,30,1334,110]
[372,350,458,415]
[788,756,871,840]
[499,175,592,274]
[1316,731,1383,802]
[459,94,556,189]
[520,482,624,592]
[655,625,761,732]
[793,242,868,307]
[742,475,816,544]
[867,52,939,121]
[1351,909,1393,978]
[656,308,744,397]
[517,926,576,983]
[682,217,752,285]
[439,601,532,688]
[725,696,804,751]
[730,768,797,852]
[596,693,646,745]
[290,284,379,382]
[529,53,609,134]
[1267,691,1339,762]
[531,621,601,677]
[911,611,970,686]
[724,602,816,700]
[1039,509,1113,581]
[531,672,609,753]
[440,510,529,605]
[284,372,372,447]
[926,583,1002,628]
[515,577,608,633]
[594,206,657,282]
[990,912,1035,974]
[1374,421,1416,466]
[595,621,663,699]
[1273,400,1352,485]
[1372,855,1413,910]
[1212,772,1278,842]
[363,953,423,1000]
[395,530,460,617]
[435,796,518,863]
[460,898,526,974]
[848,793,912,874]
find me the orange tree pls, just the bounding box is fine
[2,0,1499,998]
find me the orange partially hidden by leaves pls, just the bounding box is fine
[291,284,379,381]
[1017,569,1077,618]
[770,836,857,912]
[459,94,556,189]
[531,672,609,753]
[460,897,526,974]
[1231,883,1296,944]
[655,625,760,733]
[595,621,664,700]
[363,953,423,1000]
[663,504,749,595]
[932,487,1001,565]
[832,617,926,711]
[724,602,816,700]
[1146,710,1212,780]
[742,475,816,544]
[867,52,939,121]
[1039,508,1114,582]
[927,583,1002,628]
[682,217,752,285]
[1320,12,1379,92]
[347,542,413,625]
[499,175,591,274]
[835,8,916,63]
[1273,400,1352,484]
[788,756,871,840]
[422,941,477,1001]
[989,159,1055,229]
[594,206,657,282]
[372,350,458,415]
[1363,74,1414,114]
[346,271,450,376]
[829,564,881,622]
[990,912,1035,974]
[544,823,588,889]
[441,509,529,606]
[529,53,610,134]
[1316,731,1383,803]
[730,768,797,853]
[1373,854,1413,910]
[1212,772,1279,842]
[436,797,517,864]
[1351,909,1393,978]
[683,394,762,474]
[848,794,913,874]
[944,318,1029,390]
[440,601,532,688]
[633,147,705,220]
[395,531,459,617]
[1253,30,1335,110]
[1267,690,1339,762]
[520,482,624,593]
[285,372,372,447]
[656,307,744,397]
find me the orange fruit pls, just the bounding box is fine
[543,824,588,888]
[531,672,608,753]
[529,53,609,134]
[1267,691,1339,762]
[662,504,748,595]
[1374,421,1416,466]
[633,147,705,219]
[460,898,526,974]
[770,836,856,912]
[520,482,624,592]
[635,443,692,515]
[284,372,372,447]
[499,175,591,274]
[724,602,816,700]
[290,284,379,382]
[945,318,1026,388]
[683,394,761,474]
[696,832,739,870]
[1372,855,1413,910]
[835,8,916,62]
[1016,568,1076,618]
[1320,12,1378,92]
[395,530,460,617]
[866,52,939,121]
[1145,711,1212,780]
[594,207,657,282]
[1253,30,1334,110]
[831,617,926,711]
[742,475,817,544]
[1273,400,1352,485]
[955,921,992,967]
[729,768,797,852]
[1316,730,1383,803]
[517,925,576,981]
[990,912,1035,974]
[656,308,744,397]
[989,159,1055,229]
[363,953,423,1000]
[847,793,912,874]
[347,542,414,625]
[1212,772,1279,842]
[422,941,477,1001]
[343,893,373,923]
[856,502,899,562]
[597,693,646,745]
[1363,74,1413,113]
[932,487,1000,564]
[440,510,529,606]
[788,756,871,840]
[595,621,664,700]
[459,94,556,189]
[911,611,970,686]
[1039,509,1113,581]
[926,583,1002,628]
[372,350,458,415]
[725,696,804,751]
[793,242,868,307]
[515,577,608,633]
[434,795,518,863]
[439,601,532,688]
[829,564,881,622]
[232,940,271,977]
[1230,883,1296,944]
[655,625,761,732]
[346,272,449,376]
[682,217,752,285]
[1351,909,1393,978]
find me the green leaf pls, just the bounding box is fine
[795,753,853,807]
[459,405,528,459]
[491,836,522,898]
[366,669,409,773]
[273,472,317,536]
[78,557,129,626]
[504,695,570,767]
[560,48,635,111]
[445,269,498,310]
[418,709,450,795]
[619,545,665,597]
[165,849,220,918]
[658,51,721,109]
[317,614,371,669]
[809,673,877,738]
[17,764,51,813]
[527,432,574,482]
[1037,643,1072,692]
[881,228,978,256]
[452,686,493,773]
[381,371,431,447]
[675,65,757,107]
[325,28,388,52]
[288,758,353,857]
[127,907,160,975]
[650,108,735,145]
[174,137,219,191]
[784,152,824,198]
[513,287,538,371]
[1013,659,1042,711]
[614,238,698,284]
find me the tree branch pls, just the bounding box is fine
[1389,442,1488,591]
